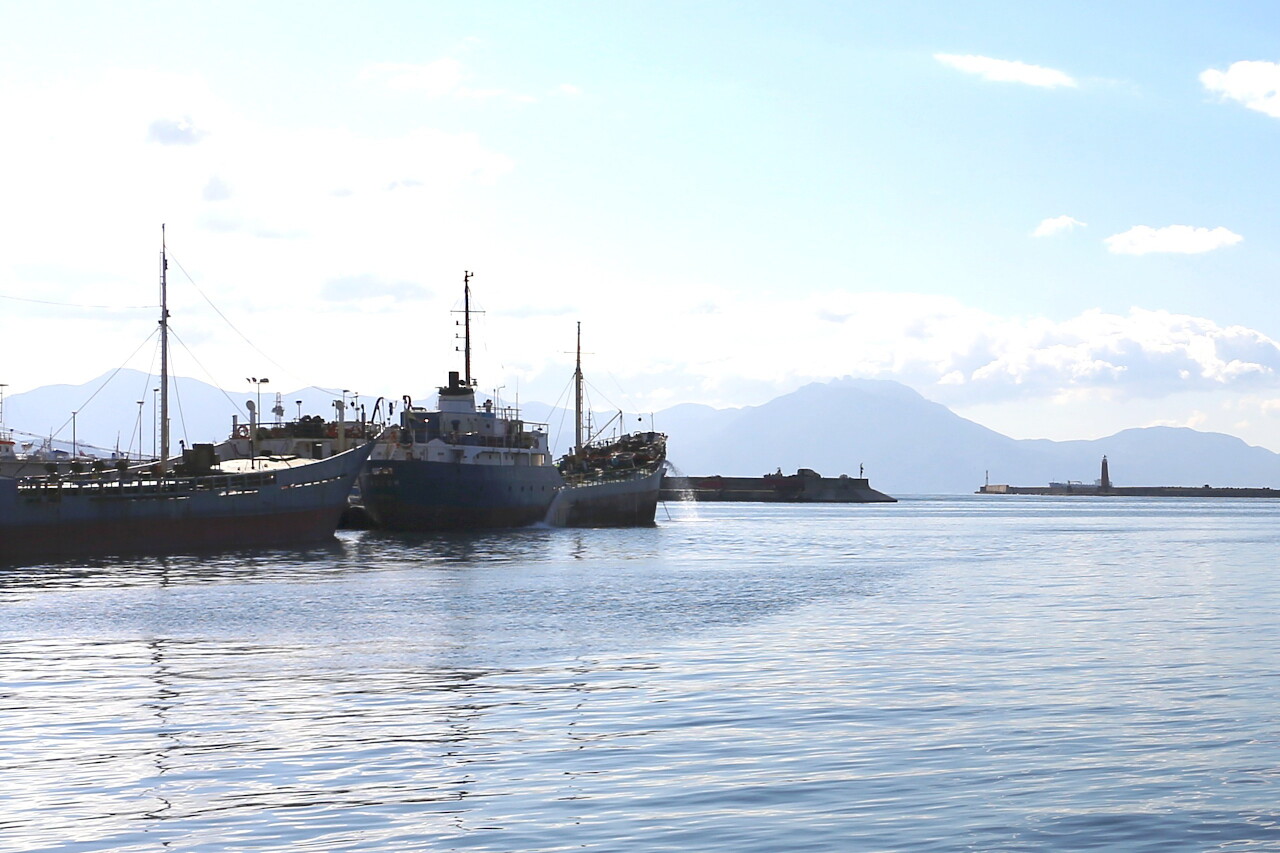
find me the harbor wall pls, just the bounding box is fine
[661,473,896,503]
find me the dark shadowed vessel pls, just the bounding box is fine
[0,229,373,564]
[358,273,561,530]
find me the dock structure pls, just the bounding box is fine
[661,468,896,503]
[978,455,1280,498]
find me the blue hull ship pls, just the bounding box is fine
[358,274,561,531]
[0,229,374,565]
[361,454,562,530]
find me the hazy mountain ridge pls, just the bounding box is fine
[6,372,1280,495]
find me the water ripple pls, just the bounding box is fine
[4,500,1280,850]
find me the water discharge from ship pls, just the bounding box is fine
[660,459,701,521]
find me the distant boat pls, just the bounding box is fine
[0,386,88,478]
[358,272,561,530]
[545,323,667,527]
[0,228,373,565]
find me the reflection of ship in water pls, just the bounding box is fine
[545,323,667,527]
[661,468,896,503]
[978,455,1280,497]
[359,273,561,531]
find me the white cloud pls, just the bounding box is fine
[934,54,1076,88]
[864,304,1280,407]
[360,59,536,103]
[1104,225,1243,255]
[499,286,1280,413]
[0,69,519,395]
[1201,60,1280,118]
[360,59,467,97]
[558,83,583,97]
[1032,215,1086,237]
[1149,410,1208,429]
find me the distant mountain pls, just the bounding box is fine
[658,378,1280,495]
[661,378,1021,493]
[7,373,1280,495]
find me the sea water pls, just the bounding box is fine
[3,496,1280,852]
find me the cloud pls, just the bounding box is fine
[1032,215,1086,237]
[148,115,208,145]
[1201,60,1280,118]
[498,279,1280,413]
[202,176,232,202]
[320,275,430,306]
[1104,225,1243,255]
[360,59,536,103]
[1148,410,1208,429]
[829,303,1280,407]
[360,59,467,98]
[558,84,583,97]
[934,54,1076,88]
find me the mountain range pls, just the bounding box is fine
[5,371,1280,495]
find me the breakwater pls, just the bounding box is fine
[661,469,895,503]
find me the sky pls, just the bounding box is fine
[4,1,1280,448]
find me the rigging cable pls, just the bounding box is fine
[0,291,154,310]
[167,253,299,387]
[45,327,161,441]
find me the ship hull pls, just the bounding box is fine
[546,468,663,527]
[0,444,372,564]
[359,459,562,530]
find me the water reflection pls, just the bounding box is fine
[0,630,671,851]
[0,540,352,594]
[0,517,696,598]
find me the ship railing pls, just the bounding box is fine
[15,468,279,497]
[441,425,549,451]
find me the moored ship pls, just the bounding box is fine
[0,228,374,565]
[358,273,561,530]
[0,444,373,564]
[545,323,667,527]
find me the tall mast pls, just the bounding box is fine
[463,270,473,387]
[159,225,170,468]
[574,321,584,455]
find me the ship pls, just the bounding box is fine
[0,228,374,565]
[215,389,389,529]
[545,323,667,527]
[358,273,561,530]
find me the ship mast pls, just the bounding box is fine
[463,270,473,387]
[159,225,171,469]
[574,321,584,456]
